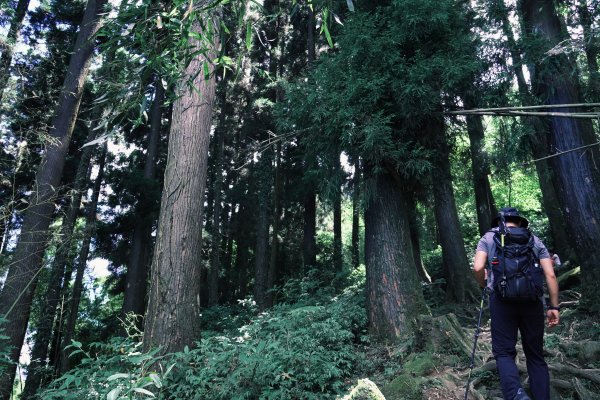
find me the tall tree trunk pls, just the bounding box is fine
[121,79,164,324]
[428,117,478,303]
[234,211,251,301]
[302,5,317,271]
[351,162,361,269]
[220,200,235,303]
[333,159,343,274]
[0,1,106,396]
[520,0,600,313]
[58,146,106,373]
[143,18,219,352]
[577,0,599,100]
[208,85,228,307]
[495,0,575,261]
[21,129,96,399]
[302,192,317,269]
[253,153,272,311]
[406,191,430,283]
[267,142,282,307]
[365,167,427,341]
[0,0,30,103]
[333,189,343,272]
[463,93,497,235]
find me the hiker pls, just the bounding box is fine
[473,207,560,400]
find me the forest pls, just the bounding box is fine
[0,0,599,399]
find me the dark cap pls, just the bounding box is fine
[491,207,529,228]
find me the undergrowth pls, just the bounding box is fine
[39,269,369,400]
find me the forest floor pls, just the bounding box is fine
[345,267,600,400]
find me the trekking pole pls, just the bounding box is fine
[464,287,488,400]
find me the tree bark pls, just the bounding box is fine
[267,142,282,307]
[577,0,599,100]
[220,199,235,303]
[520,0,600,313]
[21,129,95,399]
[364,167,428,341]
[463,93,497,236]
[0,0,30,103]
[234,208,251,300]
[0,0,106,396]
[208,84,228,307]
[143,17,219,352]
[302,4,318,271]
[302,191,317,269]
[406,191,430,283]
[58,146,106,373]
[253,153,272,311]
[428,117,478,303]
[333,159,343,274]
[121,79,164,324]
[351,163,361,269]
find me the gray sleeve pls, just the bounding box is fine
[533,235,550,259]
[476,232,493,253]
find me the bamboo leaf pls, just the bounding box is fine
[133,387,156,397]
[107,388,122,400]
[321,9,334,48]
[107,373,130,381]
[246,22,252,51]
[81,134,111,149]
[149,373,162,388]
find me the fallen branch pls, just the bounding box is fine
[549,378,572,390]
[548,365,600,385]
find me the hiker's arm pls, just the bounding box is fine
[541,257,560,327]
[473,251,487,288]
[541,258,559,307]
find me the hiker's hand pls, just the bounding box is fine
[546,310,559,328]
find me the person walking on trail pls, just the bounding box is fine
[473,207,560,400]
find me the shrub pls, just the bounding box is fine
[40,276,368,400]
[40,338,171,400]
[168,281,368,399]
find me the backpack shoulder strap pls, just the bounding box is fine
[485,229,498,268]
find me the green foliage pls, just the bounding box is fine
[41,275,368,400]
[41,339,171,400]
[169,285,366,399]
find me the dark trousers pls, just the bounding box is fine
[489,293,549,400]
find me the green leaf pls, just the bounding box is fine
[220,20,230,35]
[68,349,84,358]
[322,17,334,48]
[107,373,130,381]
[133,387,156,397]
[246,22,252,51]
[107,387,122,400]
[163,363,176,378]
[149,373,162,388]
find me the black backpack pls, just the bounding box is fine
[488,226,544,302]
